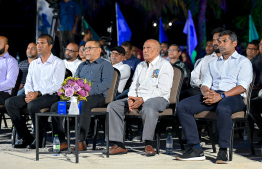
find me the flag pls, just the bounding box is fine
[183,10,197,61]
[159,18,168,44]
[115,3,132,46]
[82,19,100,40]
[249,15,259,42]
[37,0,54,39]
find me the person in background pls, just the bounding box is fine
[160,41,169,59]
[79,28,92,47]
[78,44,86,62]
[17,43,38,96]
[181,51,194,72]
[205,40,214,55]
[121,41,141,71]
[63,43,82,76]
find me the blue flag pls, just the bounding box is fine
[116,3,132,46]
[183,10,198,59]
[159,18,168,44]
[249,15,259,42]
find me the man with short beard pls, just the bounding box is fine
[179,27,225,101]
[0,36,19,104]
[17,43,38,96]
[160,41,169,59]
[63,43,82,76]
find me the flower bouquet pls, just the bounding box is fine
[57,76,91,114]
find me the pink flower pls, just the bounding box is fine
[64,88,74,97]
[68,79,76,86]
[84,83,91,92]
[73,83,81,92]
[76,79,85,88]
[57,91,63,96]
[77,89,87,97]
[63,84,72,90]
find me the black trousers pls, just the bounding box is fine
[177,94,245,148]
[250,96,262,134]
[179,87,202,101]
[51,94,105,141]
[5,94,59,141]
[0,91,11,105]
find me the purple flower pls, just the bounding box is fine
[64,88,74,97]
[63,84,72,90]
[77,89,87,97]
[84,83,91,92]
[57,91,63,96]
[68,79,76,86]
[77,79,85,88]
[73,83,81,92]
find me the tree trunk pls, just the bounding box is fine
[197,0,207,59]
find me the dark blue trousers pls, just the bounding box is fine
[176,94,245,148]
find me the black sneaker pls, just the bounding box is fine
[216,150,228,164]
[176,146,205,161]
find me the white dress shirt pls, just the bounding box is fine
[190,52,218,88]
[25,53,66,95]
[128,56,174,102]
[112,62,131,93]
[63,59,82,77]
[202,51,253,98]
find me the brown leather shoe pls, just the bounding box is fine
[145,145,156,156]
[72,141,87,151]
[106,144,128,155]
[60,142,68,151]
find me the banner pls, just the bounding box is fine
[249,15,259,42]
[159,18,168,44]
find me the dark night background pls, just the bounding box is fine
[0,0,259,61]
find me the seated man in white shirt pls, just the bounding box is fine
[5,34,65,149]
[110,46,131,95]
[179,27,225,101]
[63,43,82,76]
[104,39,174,156]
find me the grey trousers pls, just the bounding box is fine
[107,97,169,143]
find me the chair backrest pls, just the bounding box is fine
[105,68,120,105]
[169,65,184,106]
[11,69,23,97]
[65,68,72,79]
[244,70,256,106]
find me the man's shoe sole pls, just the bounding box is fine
[216,160,228,164]
[176,156,206,161]
[145,152,156,157]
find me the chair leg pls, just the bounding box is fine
[247,117,255,155]
[207,121,216,153]
[174,119,184,150]
[105,113,109,158]
[229,121,235,161]
[3,114,8,128]
[156,124,160,154]
[0,113,2,130]
[92,117,98,150]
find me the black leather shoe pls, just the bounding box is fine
[13,140,33,148]
[27,139,43,149]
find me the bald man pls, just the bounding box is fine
[63,43,82,76]
[105,39,174,156]
[17,43,38,96]
[0,36,19,104]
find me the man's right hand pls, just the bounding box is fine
[19,84,23,90]
[128,96,135,111]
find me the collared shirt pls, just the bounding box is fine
[202,51,253,98]
[191,52,218,88]
[59,0,81,31]
[63,59,82,77]
[122,55,141,71]
[18,59,29,85]
[128,56,174,102]
[0,52,19,94]
[24,54,65,95]
[75,57,114,98]
[170,60,188,78]
[113,62,131,93]
[251,54,262,85]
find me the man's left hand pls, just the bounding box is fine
[203,90,222,105]
[25,92,38,103]
[130,97,144,109]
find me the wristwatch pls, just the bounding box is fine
[220,92,226,99]
[38,91,42,97]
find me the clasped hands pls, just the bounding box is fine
[203,89,222,105]
[128,96,144,111]
[25,91,39,103]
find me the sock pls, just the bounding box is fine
[193,143,201,149]
[115,141,125,149]
[145,140,153,146]
[219,148,227,152]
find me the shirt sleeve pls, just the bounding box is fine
[142,62,174,102]
[24,63,34,95]
[190,58,203,88]
[88,62,114,96]
[0,57,19,92]
[237,58,253,90]
[119,65,131,80]
[202,63,213,89]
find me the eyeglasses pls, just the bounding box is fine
[167,49,178,52]
[83,47,100,51]
[259,43,262,46]
[246,47,258,51]
[111,52,121,56]
[65,48,78,53]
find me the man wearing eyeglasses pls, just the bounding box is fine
[63,43,82,76]
[50,40,114,151]
[110,46,131,95]
[246,41,259,60]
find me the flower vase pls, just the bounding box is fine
[68,96,79,115]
